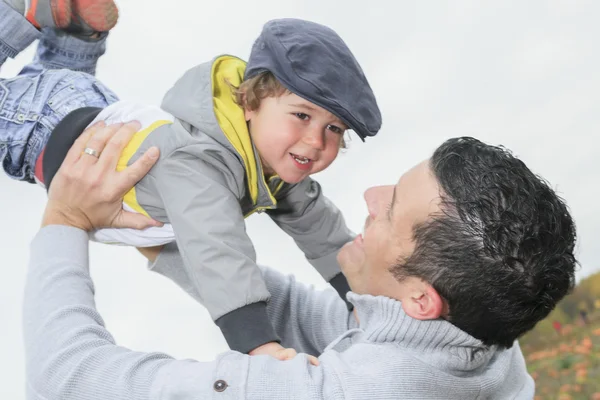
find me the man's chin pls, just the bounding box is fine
[339,240,365,264]
[337,244,363,290]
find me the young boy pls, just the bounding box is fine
[0,0,382,360]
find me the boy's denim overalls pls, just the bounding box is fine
[0,1,118,183]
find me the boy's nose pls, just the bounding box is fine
[303,127,325,150]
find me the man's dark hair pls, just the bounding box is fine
[391,137,577,348]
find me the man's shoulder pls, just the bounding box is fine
[320,339,533,399]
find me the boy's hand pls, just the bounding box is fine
[249,341,320,366]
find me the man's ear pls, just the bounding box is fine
[401,283,444,320]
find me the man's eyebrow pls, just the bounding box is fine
[388,185,398,220]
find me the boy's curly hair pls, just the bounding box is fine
[232,71,289,112]
[231,71,347,148]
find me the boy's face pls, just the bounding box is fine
[244,92,347,184]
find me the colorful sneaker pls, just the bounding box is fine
[70,0,119,34]
[25,0,118,34]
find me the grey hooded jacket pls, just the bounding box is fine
[109,55,354,353]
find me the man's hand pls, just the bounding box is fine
[42,121,163,231]
[137,245,164,262]
[353,308,360,324]
[249,341,320,366]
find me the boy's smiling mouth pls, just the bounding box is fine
[289,153,314,170]
[290,153,312,164]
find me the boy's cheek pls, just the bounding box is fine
[325,147,342,165]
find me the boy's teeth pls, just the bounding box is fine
[292,154,310,164]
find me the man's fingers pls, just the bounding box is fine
[113,211,163,230]
[100,121,141,170]
[275,348,298,361]
[62,121,106,166]
[84,122,124,156]
[116,146,160,193]
[307,355,320,366]
[79,123,126,168]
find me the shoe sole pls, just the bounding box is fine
[72,0,119,32]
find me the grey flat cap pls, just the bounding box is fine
[245,18,382,141]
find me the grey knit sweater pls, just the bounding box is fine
[23,226,535,399]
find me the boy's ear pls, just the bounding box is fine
[237,90,253,122]
[244,106,254,122]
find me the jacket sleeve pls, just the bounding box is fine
[24,226,348,400]
[150,241,355,356]
[142,149,279,353]
[267,177,355,306]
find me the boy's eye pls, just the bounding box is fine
[327,124,344,134]
[295,113,310,120]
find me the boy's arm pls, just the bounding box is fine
[267,177,354,308]
[151,242,356,355]
[141,147,279,353]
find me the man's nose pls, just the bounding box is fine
[303,126,325,150]
[364,185,394,219]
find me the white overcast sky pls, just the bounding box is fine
[1,0,599,398]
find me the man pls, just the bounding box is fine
[25,119,576,399]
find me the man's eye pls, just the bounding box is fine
[327,124,343,134]
[295,113,310,120]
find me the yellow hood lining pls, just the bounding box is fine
[211,56,264,206]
